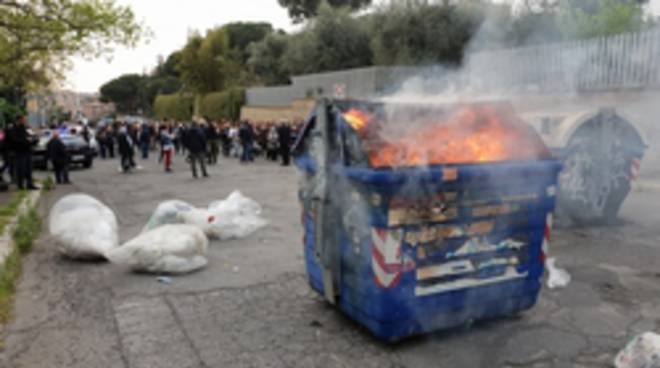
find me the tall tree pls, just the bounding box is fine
[369,1,482,65]
[248,32,290,85]
[0,0,145,104]
[178,28,232,94]
[99,74,147,114]
[282,4,373,75]
[278,0,372,22]
[223,22,273,64]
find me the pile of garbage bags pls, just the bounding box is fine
[48,191,267,274]
[142,191,267,240]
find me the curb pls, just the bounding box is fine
[0,191,43,267]
[632,180,660,194]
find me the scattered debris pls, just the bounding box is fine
[546,257,571,289]
[615,332,660,368]
[156,276,172,285]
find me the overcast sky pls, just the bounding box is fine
[65,0,660,94]
[65,0,297,93]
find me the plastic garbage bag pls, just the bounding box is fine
[206,191,267,240]
[546,257,571,289]
[615,332,660,368]
[106,224,208,274]
[142,200,195,233]
[208,191,262,216]
[49,193,118,260]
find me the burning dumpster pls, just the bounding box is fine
[293,100,562,341]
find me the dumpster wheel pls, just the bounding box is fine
[556,112,643,226]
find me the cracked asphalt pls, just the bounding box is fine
[1,154,659,368]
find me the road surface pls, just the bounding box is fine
[1,155,659,368]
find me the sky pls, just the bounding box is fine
[66,0,660,94]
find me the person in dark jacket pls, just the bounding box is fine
[138,123,150,159]
[117,126,134,173]
[277,122,292,166]
[238,121,254,163]
[105,126,116,158]
[8,116,38,190]
[47,131,70,184]
[185,123,208,178]
[205,122,220,164]
[0,123,13,183]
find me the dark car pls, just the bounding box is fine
[33,133,95,170]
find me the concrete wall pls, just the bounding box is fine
[240,99,315,123]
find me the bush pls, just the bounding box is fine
[153,94,194,121]
[198,88,245,121]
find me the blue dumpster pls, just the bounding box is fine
[294,100,562,341]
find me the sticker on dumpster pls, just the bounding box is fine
[371,228,414,288]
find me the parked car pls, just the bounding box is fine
[33,132,95,170]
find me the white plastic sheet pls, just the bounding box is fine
[142,200,195,233]
[206,191,267,240]
[546,257,571,289]
[106,224,208,274]
[49,193,119,260]
[615,332,660,368]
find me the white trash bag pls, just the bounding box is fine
[206,191,267,240]
[106,224,208,274]
[49,193,119,260]
[142,200,195,233]
[546,257,571,289]
[615,332,660,368]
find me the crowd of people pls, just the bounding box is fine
[95,118,303,178]
[0,116,304,191]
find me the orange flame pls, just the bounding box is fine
[343,108,373,132]
[351,104,549,168]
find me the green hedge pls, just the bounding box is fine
[198,88,245,121]
[153,94,194,121]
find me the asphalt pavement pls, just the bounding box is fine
[1,154,659,368]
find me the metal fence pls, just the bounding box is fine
[245,28,660,106]
[465,28,660,93]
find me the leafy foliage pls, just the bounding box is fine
[0,0,146,102]
[248,32,290,85]
[278,0,372,22]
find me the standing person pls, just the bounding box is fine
[185,122,208,178]
[205,122,220,164]
[0,123,13,183]
[106,126,116,158]
[117,126,134,173]
[8,116,38,190]
[159,125,175,172]
[46,131,70,184]
[277,121,292,166]
[266,123,279,162]
[220,123,231,157]
[239,121,255,163]
[96,128,107,159]
[139,123,150,160]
